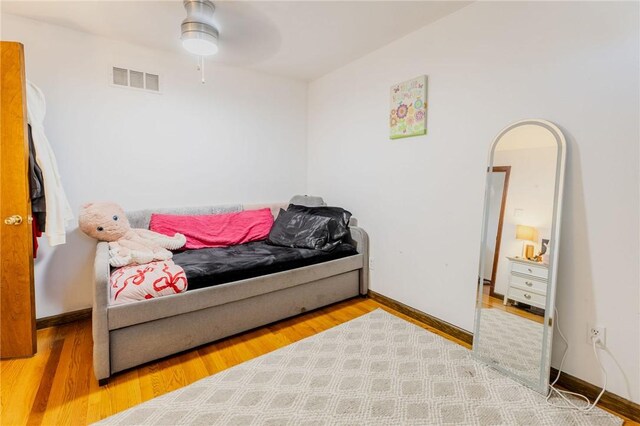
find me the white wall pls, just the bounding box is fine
[2,14,308,319]
[307,1,640,403]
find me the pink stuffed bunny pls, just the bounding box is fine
[79,202,186,267]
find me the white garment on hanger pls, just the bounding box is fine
[26,81,73,246]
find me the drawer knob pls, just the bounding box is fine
[524,293,532,299]
[527,268,533,273]
[525,281,533,287]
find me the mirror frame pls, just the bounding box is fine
[472,118,567,394]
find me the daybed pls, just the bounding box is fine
[92,197,369,383]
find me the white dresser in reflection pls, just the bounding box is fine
[504,257,549,309]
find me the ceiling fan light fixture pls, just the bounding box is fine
[181,0,219,56]
[182,30,218,56]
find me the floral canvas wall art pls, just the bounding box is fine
[390,75,427,139]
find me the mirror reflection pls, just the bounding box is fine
[474,121,563,392]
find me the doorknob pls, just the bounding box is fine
[4,215,23,225]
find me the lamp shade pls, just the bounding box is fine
[182,33,218,56]
[515,225,537,242]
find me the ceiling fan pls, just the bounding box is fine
[181,0,219,83]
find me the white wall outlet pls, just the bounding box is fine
[369,257,375,270]
[587,324,606,346]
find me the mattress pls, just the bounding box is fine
[172,240,359,291]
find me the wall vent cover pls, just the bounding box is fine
[113,67,128,86]
[111,67,160,92]
[129,70,144,89]
[145,73,160,91]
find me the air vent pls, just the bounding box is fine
[113,67,128,86]
[129,70,144,89]
[111,67,161,93]
[145,73,159,91]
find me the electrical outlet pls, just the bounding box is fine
[587,324,606,346]
[369,257,375,270]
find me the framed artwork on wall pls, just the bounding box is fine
[390,75,427,139]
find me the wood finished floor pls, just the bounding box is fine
[482,285,545,324]
[1,297,635,425]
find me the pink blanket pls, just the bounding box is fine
[149,208,274,250]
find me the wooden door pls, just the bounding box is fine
[0,41,36,358]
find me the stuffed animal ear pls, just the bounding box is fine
[81,202,94,209]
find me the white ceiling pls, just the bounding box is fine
[1,1,471,81]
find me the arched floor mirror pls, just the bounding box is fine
[473,119,566,394]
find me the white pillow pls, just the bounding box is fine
[109,260,187,305]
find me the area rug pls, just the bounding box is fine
[96,309,621,425]
[475,308,546,385]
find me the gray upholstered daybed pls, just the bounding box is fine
[92,197,369,384]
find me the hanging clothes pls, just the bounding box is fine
[28,123,46,257]
[28,124,46,231]
[26,81,73,246]
[32,220,42,258]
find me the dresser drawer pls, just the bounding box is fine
[509,274,547,294]
[511,262,548,280]
[508,287,546,309]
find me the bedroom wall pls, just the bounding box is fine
[1,14,308,319]
[307,1,640,403]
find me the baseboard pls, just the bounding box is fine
[549,367,640,422]
[368,290,473,345]
[368,290,640,422]
[36,308,92,330]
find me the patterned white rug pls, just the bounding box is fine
[96,309,621,425]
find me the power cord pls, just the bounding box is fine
[546,308,607,411]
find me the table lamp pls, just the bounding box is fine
[516,225,537,260]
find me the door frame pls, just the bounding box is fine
[487,166,511,297]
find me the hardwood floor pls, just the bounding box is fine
[1,297,635,425]
[482,285,544,324]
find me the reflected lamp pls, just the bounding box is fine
[516,225,538,260]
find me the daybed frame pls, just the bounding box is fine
[92,200,369,383]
